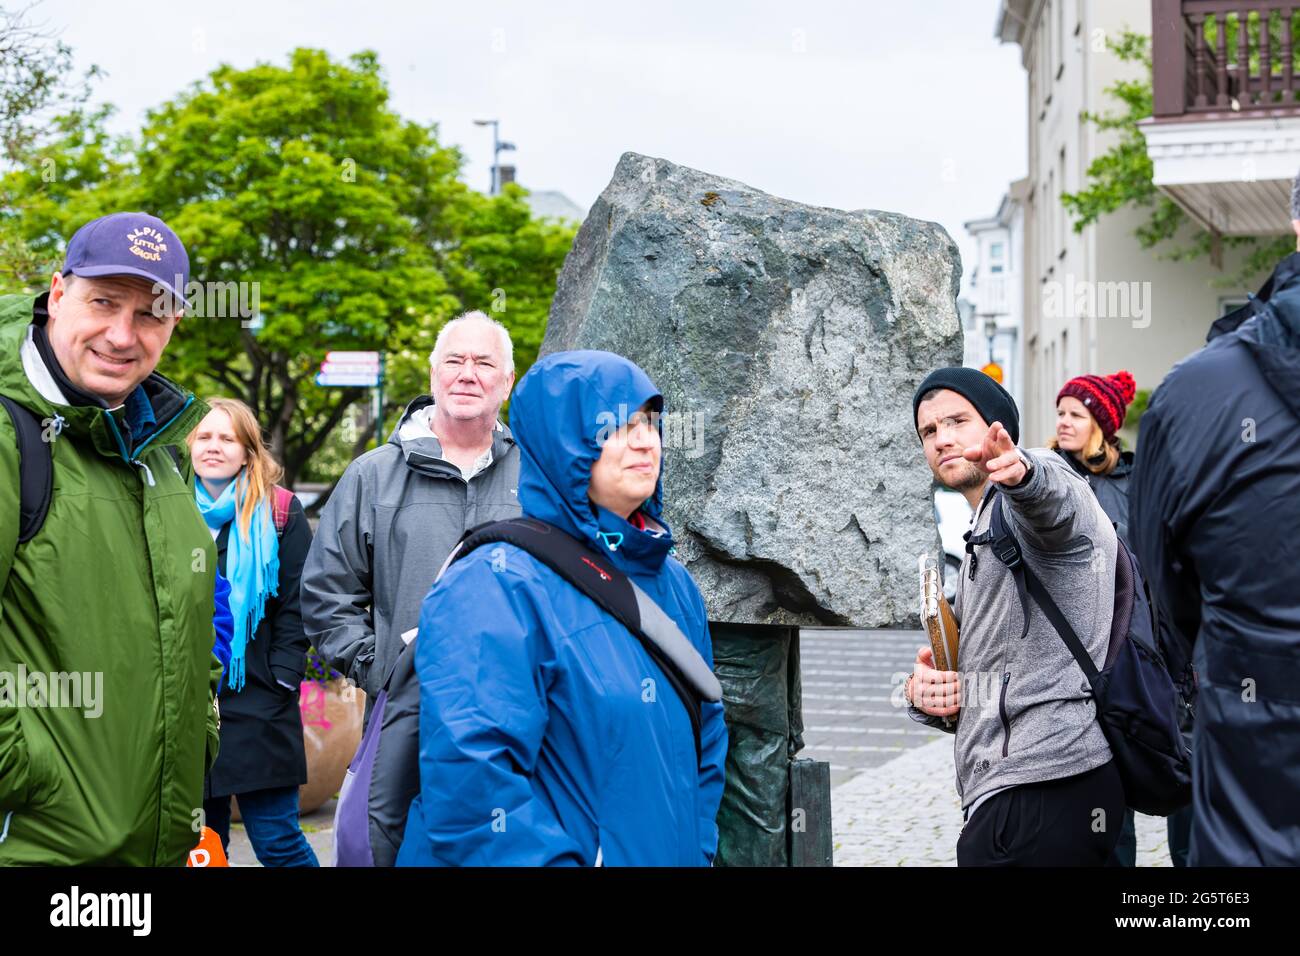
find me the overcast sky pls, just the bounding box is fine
[37,0,1027,294]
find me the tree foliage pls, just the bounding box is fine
[1,47,577,488]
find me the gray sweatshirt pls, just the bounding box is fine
[913,448,1116,809]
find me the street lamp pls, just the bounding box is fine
[473,119,517,195]
[984,317,997,364]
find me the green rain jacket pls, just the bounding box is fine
[0,292,220,866]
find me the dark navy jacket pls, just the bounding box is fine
[1055,447,1134,550]
[1131,252,1300,865]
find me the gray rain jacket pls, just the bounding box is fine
[301,396,521,710]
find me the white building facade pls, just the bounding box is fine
[997,0,1270,447]
[963,181,1028,411]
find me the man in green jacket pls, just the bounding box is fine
[0,212,220,866]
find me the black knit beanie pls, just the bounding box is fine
[912,366,1020,444]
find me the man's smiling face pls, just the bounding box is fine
[429,319,514,423]
[44,272,181,407]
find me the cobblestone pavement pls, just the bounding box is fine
[831,737,1173,866]
[798,627,947,789]
[799,627,1172,867]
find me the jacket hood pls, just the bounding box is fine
[387,393,514,478]
[1111,449,1135,478]
[1227,253,1300,421]
[509,350,671,572]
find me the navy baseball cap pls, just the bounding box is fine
[61,212,189,305]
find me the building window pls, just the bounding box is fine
[989,241,1005,274]
[1056,0,1066,79]
[1058,146,1067,258]
[1046,2,1055,86]
[1047,169,1056,267]
[1040,9,1052,108]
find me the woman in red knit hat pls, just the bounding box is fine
[1048,368,1139,867]
[1047,369,1137,548]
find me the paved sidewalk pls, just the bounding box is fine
[832,737,1173,866]
[223,753,1175,868]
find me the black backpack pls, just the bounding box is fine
[972,491,1194,816]
[0,395,53,543]
[333,515,724,867]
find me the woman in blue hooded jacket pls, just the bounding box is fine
[396,350,728,866]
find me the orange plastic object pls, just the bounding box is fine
[186,826,229,867]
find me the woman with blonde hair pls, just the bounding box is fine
[188,397,318,867]
[1048,370,1137,548]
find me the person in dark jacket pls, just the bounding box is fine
[189,397,318,867]
[1048,370,1136,548]
[1048,369,1143,865]
[1130,196,1300,866]
[396,350,728,866]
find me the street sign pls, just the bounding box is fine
[325,350,380,365]
[981,362,1003,384]
[320,361,382,375]
[317,350,386,436]
[316,371,380,388]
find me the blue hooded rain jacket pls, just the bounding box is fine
[396,350,728,866]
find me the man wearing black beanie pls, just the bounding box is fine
[912,366,1020,446]
[911,367,1023,507]
[905,366,1125,867]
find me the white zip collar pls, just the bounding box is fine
[20,325,71,406]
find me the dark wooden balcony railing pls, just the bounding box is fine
[1153,0,1300,118]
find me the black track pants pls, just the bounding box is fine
[957,760,1126,866]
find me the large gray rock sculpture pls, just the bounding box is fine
[542,152,963,627]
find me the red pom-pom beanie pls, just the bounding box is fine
[1056,370,1136,439]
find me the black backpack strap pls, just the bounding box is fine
[447,517,722,764]
[966,492,1031,642]
[0,395,53,544]
[985,493,1100,684]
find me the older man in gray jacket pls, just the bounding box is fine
[302,311,522,713]
[907,367,1123,866]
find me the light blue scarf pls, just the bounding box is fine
[196,475,280,691]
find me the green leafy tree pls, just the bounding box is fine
[3,47,576,489]
[1061,30,1290,284]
